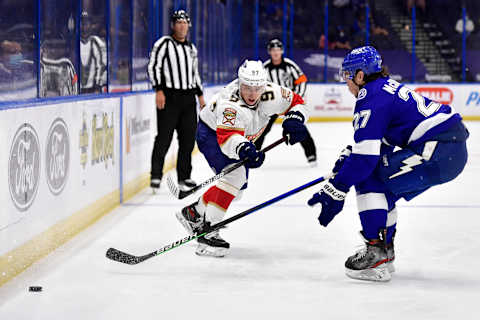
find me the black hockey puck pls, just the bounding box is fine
[29,286,42,292]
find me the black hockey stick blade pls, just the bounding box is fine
[106,233,204,265]
[106,248,155,265]
[106,172,332,265]
[166,136,286,200]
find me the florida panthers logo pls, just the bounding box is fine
[222,108,237,126]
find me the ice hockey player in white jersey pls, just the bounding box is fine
[176,60,310,257]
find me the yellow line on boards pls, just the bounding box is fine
[0,146,200,288]
[0,190,120,287]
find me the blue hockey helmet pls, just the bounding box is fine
[339,46,382,81]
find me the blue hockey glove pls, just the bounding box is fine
[332,145,352,173]
[282,111,307,145]
[237,142,265,168]
[307,179,349,227]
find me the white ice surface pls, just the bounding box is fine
[1,122,479,320]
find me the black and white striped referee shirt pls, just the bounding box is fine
[263,58,307,98]
[147,35,203,95]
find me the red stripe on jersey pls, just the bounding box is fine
[216,126,245,146]
[280,92,305,115]
[202,186,235,210]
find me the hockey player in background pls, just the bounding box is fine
[176,60,310,257]
[307,46,469,281]
[257,39,318,167]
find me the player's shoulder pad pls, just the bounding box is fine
[267,82,294,103]
[356,79,388,104]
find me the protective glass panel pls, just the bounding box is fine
[258,0,284,62]
[80,0,107,94]
[109,0,131,92]
[0,0,36,101]
[191,0,234,85]
[132,0,151,90]
[465,1,480,82]
[40,0,79,97]
[292,0,326,82]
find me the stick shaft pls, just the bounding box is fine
[175,137,286,199]
[106,173,330,264]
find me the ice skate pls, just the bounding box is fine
[178,178,197,191]
[345,230,392,282]
[386,230,396,273]
[307,155,318,167]
[150,178,161,194]
[175,201,204,235]
[196,229,230,258]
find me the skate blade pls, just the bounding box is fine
[175,211,194,235]
[345,265,391,282]
[308,161,318,168]
[195,244,228,258]
[387,262,395,273]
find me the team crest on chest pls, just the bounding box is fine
[222,108,237,126]
[281,87,292,102]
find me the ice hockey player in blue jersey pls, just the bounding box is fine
[307,46,469,282]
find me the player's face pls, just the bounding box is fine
[346,71,365,97]
[240,83,264,105]
[172,20,189,39]
[269,48,283,61]
[346,79,360,97]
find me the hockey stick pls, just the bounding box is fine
[106,173,333,265]
[166,136,286,200]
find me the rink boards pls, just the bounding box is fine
[0,92,168,286]
[1,82,479,287]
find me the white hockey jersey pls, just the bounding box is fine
[199,79,310,159]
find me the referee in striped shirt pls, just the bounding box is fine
[256,39,317,166]
[147,10,205,191]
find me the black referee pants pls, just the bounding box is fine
[151,89,197,181]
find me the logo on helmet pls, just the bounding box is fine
[238,60,267,87]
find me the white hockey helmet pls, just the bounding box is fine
[238,60,267,88]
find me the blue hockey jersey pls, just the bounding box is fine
[335,77,462,189]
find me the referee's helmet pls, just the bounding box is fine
[267,39,283,52]
[171,10,191,26]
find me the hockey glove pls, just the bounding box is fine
[332,145,352,173]
[237,142,265,168]
[307,179,349,227]
[282,111,307,145]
